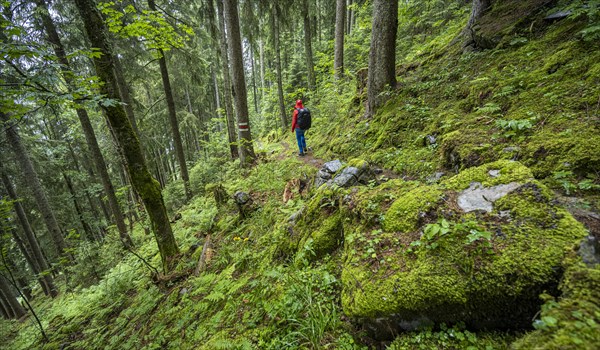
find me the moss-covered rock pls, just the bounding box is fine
[512,258,600,350]
[383,185,443,233]
[341,161,587,339]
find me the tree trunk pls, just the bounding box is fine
[62,172,95,240]
[303,0,316,90]
[0,296,10,319]
[463,0,493,45]
[214,0,240,159]
[0,275,26,319]
[74,0,179,272]
[0,172,55,296]
[1,113,68,259]
[366,0,398,118]
[249,40,259,114]
[34,0,133,249]
[334,0,346,80]
[8,225,56,297]
[147,0,192,201]
[223,0,256,166]
[271,5,287,130]
[113,54,141,139]
[259,39,265,98]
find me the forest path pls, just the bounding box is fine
[279,140,324,169]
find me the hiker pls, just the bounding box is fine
[291,99,311,156]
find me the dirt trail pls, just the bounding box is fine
[280,141,324,169]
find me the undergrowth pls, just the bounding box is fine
[3,0,599,349]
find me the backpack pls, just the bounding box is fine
[296,108,312,130]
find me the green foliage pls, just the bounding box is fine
[552,170,600,195]
[387,322,513,350]
[566,0,600,41]
[98,2,193,51]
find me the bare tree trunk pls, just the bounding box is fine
[0,296,10,319]
[271,5,288,130]
[303,0,316,90]
[1,113,68,259]
[113,54,141,139]
[0,275,26,319]
[0,172,56,297]
[224,0,256,166]
[334,0,346,80]
[366,0,398,118]
[259,39,266,98]
[148,0,192,201]
[463,0,493,46]
[214,0,240,159]
[74,0,179,272]
[34,0,133,249]
[249,40,259,114]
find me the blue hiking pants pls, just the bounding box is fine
[295,128,307,154]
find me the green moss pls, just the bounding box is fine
[383,185,443,232]
[512,261,600,350]
[347,158,369,169]
[296,212,343,263]
[442,159,534,191]
[342,162,587,329]
[291,187,348,263]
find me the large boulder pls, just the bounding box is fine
[341,160,587,339]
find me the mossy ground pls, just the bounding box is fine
[2,1,599,349]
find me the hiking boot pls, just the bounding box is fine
[298,152,305,157]
[303,148,308,153]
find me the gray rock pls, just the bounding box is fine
[502,146,520,153]
[315,177,330,189]
[288,208,305,223]
[233,191,251,205]
[544,10,572,21]
[488,170,500,178]
[498,210,511,218]
[579,236,600,267]
[317,169,332,180]
[427,172,445,183]
[323,159,343,173]
[426,135,437,145]
[457,182,521,213]
[333,172,358,187]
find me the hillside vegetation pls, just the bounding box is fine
[2,0,599,349]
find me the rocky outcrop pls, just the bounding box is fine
[315,159,375,189]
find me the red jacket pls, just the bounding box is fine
[291,100,304,132]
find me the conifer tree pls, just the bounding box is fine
[73,0,179,272]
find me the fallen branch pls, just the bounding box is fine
[194,235,212,276]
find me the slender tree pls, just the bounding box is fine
[463,0,494,46]
[147,0,192,201]
[334,0,346,80]
[73,0,179,272]
[1,113,68,259]
[0,275,26,319]
[303,0,316,90]
[34,0,133,249]
[223,0,255,166]
[271,4,287,130]
[366,0,398,118]
[0,172,57,297]
[213,0,239,159]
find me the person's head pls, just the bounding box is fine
[295,99,304,108]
